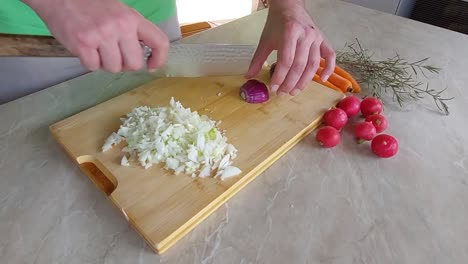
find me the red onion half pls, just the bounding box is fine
[240,79,269,104]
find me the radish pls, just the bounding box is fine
[354,122,377,142]
[323,108,348,130]
[315,126,340,148]
[336,96,361,118]
[360,97,383,117]
[365,114,388,133]
[371,134,398,158]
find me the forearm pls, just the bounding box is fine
[21,0,49,10]
[268,0,305,10]
[21,0,58,20]
[21,0,38,6]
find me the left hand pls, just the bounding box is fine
[245,2,336,96]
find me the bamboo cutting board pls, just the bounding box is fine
[50,69,343,254]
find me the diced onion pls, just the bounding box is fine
[102,97,241,180]
[221,166,242,181]
[121,155,130,166]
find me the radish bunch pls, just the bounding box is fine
[315,96,398,158]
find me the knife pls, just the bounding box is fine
[0,33,256,77]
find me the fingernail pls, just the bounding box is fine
[290,89,301,96]
[321,74,330,82]
[278,91,288,97]
[271,85,279,94]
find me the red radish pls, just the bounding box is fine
[360,97,383,117]
[323,108,348,130]
[371,134,398,158]
[315,126,340,148]
[354,122,377,142]
[365,114,388,133]
[336,96,361,118]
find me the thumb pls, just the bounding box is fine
[245,40,272,78]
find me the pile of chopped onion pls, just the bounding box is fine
[102,98,241,180]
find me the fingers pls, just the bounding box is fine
[119,35,144,71]
[80,18,168,73]
[271,31,336,97]
[98,41,122,73]
[74,30,101,71]
[270,33,298,94]
[78,47,100,71]
[319,40,336,82]
[294,40,321,93]
[246,36,273,78]
[47,2,170,73]
[138,19,169,71]
[278,35,314,95]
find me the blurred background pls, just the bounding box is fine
[176,0,468,35]
[176,0,259,26]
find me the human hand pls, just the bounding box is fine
[246,1,336,96]
[25,0,169,72]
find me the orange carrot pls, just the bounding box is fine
[334,66,361,93]
[319,58,326,67]
[316,67,352,93]
[320,58,362,93]
[313,74,342,93]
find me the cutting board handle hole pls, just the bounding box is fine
[77,156,117,196]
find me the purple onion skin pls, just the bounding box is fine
[240,79,269,104]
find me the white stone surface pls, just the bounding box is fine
[1,1,468,263]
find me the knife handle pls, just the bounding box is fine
[0,33,154,59]
[0,33,74,57]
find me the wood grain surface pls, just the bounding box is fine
[0,34,73,57]
[49,68,343,254]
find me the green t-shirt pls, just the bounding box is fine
[0,0,177,36]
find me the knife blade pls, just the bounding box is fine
[0,33,256,77]
[160,43,256,77]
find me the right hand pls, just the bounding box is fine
[28,0,169,72]
[246,1,336,96]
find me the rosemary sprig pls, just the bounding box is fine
[336,39,453,115]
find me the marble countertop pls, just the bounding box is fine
[2,0,468,263]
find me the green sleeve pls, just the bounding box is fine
[0,0,177,36]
